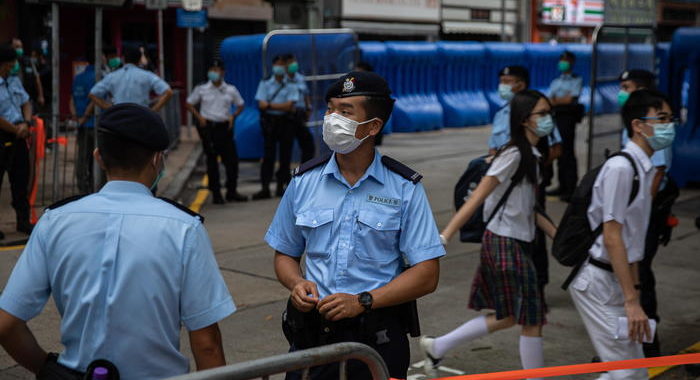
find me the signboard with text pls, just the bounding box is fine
[541,0,604,26]
[176,8,208,28]
[604,0,656,25]
[342,0,440,23]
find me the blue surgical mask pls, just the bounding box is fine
[498,83,514,101]
[643,122,676,151]
[533,114,555,137]
[272,65,286,76]
[207,71,221,82]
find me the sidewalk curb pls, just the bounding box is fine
[162,144,203,201]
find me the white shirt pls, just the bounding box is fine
[187,81,244,123]
[587,141,654,264]
[484,146,541,242]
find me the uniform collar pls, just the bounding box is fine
[321,150,385,187]
[560,72,574,79]
[206,80,224,89]
[624,140,654,173]
[100,180,154,196]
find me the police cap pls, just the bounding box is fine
[325,71,392,102]
[499,65,529,85]
[619,69,655,87]
[99,103,170,151]
[0,44,16,64]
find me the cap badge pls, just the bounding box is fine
[621,71,629,80]
[503,67,510,75]
[343,77,356,93]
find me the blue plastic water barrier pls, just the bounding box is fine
[385,42,444,132]
[668,27,700,186]
[596,43,627,114]
[483,43,527,118]
[524,43,564,95]
[359,41,393,134]
[436,42,490,127]
[656,42,671,94]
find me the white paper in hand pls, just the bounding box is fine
[615,317,657,343]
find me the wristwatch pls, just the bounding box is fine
[358,292,373,312]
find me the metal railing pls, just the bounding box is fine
[165,343,389,380]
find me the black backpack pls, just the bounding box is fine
[552,152,639,288]
[454,155,521,243]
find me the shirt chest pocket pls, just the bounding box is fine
[295,209,334,258]
[354,210,401,263]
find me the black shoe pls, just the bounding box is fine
[546,187,562,196]
[17,221,34,235]
[226,191,248,202]
[212,191,225,204]
[560,194,573,203]
[252,189,272,200]
[0,230,4,240]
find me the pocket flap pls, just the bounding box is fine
[357,209,400,231]
[295,209,333,228]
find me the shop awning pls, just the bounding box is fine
[442,21,515,35]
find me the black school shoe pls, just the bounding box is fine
[212,191,225,205]
[252,188,272,200]
[226,191,248,202]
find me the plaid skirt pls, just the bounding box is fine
[468,230,547,326]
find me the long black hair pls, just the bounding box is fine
[500,89,551,184]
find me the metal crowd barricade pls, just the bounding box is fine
[164,343,389,380]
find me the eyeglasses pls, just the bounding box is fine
[640,116,678,124]
[529,110,554,118]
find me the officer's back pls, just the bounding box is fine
[0,104,235,380]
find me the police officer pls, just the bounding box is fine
[265,71,445,379]
[11,38,44,109]
[0,44,34,238]
[70,53,97,193]
[547,51,583,202]
[186,59,247,204]
[283,53,315,163]
[253,55,300,200]
[89,47,173,111]
[618,69,675,357]
[0,103,236,379]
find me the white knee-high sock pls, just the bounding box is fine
[432,315,489,358]
[519,335,544,380]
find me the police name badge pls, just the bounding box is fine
[367,195,400,207]
[343,77,355,93]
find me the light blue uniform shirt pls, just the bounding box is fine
[0,181,235,380]
[488,104,562,150]
[265,151,445,299]
[549,73,583,99]
[0,75,30,124]
[255,76,300,116]
[287,73,308,110]
[89,64,170,107]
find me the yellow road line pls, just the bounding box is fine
[649,341,700,378]
[0,245,24,252]
[188,175,210,214]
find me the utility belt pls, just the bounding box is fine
[282,298,420,350]
[37,353,120,380]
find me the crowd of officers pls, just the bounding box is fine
[0,42,683,380]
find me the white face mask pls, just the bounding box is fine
[322,113,377,154]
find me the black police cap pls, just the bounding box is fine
[98,103,170,151]
[619,69,655,84]
[325,71,392,102]
[499,65,529,84]
[0,44,16,64]
[210,58,223,69]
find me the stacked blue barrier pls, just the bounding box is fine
[385,42,444,132]
[483,43,527,118]
[656,42,671,94]
[525,43,563,95]
[436,42,490,127]
[596,43,626,114]
[358,42,393,134]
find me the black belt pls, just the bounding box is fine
[588,257,613,272]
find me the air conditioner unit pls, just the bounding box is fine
[269,0,311,28]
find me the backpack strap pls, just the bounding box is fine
[292,153,332,177]
[381,156,423,184]
[45,194,88,210]
[158,197,204,222]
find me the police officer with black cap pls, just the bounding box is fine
[265,72,445,379]
[0,103,236,379]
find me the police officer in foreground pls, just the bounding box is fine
[265,72,445,379]
[0,44,34,238]
[89,47,173,111]
[0,104,235,379]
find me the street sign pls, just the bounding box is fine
[604,0,656,25]
[145,0,167,10]
[182,0,202,11]
[176,8,208,28]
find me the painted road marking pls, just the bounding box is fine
[411,361,466,376]
[0,245,24,252]
[649,341,700,378]
[189,175,209,213]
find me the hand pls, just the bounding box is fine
[290,279,319,312]
[317,293,365,322]
[15,123,30,139]
[38,96,45,107]
[228,119,235,132]
[78,116,87,126]
[624,299,651,344]
[197,116,207,128]
[439,234,448,246]
[259,101,269,111]
[547,144,562,166]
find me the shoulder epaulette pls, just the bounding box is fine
[381,156,423,184]
[46,194,88,210]
[157,197,204,222]
[292,153,332,177]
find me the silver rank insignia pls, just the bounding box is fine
[343,77,355,93]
